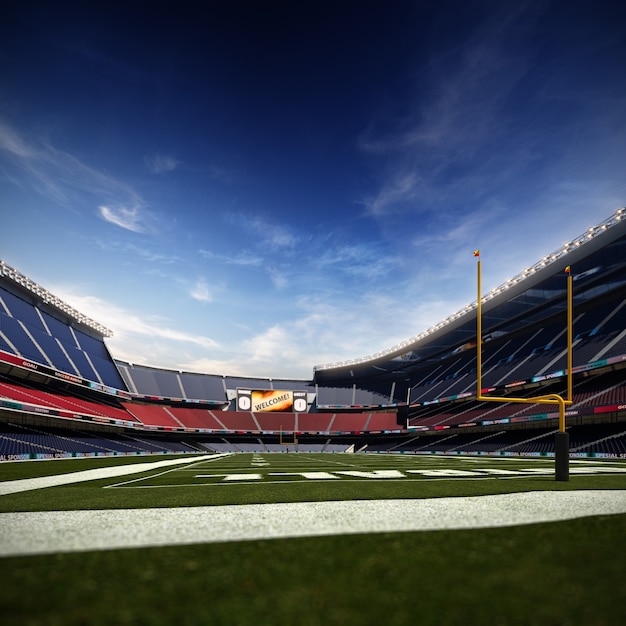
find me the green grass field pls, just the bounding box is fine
[1,452,625,625]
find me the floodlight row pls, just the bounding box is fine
[0,260,114,337]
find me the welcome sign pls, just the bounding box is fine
[237,389,308,412]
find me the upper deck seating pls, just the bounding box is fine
[0,286,125,389]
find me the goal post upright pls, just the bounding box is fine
[475,253,572,481]
[279,424,297,446]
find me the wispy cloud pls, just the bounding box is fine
[145,153,180,174]
[360,172,422,217]
[98,205,148,233]
[207,286,464,378]
[315,243,398,280]
[190,278,212,303]
[0,118,153,230]
[357,5,547,218]
[84,238,180,266]
[52,289,220,361]
[226,212,298,249]
[0,121,32,158]
[267,267,289,290]
[198,248,263,267]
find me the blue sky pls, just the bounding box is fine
[1,1,625,379]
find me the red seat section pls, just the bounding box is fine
[254,412,296,431]
[167,407,228,430]
[365,412,401,430]
[330,413,370,432]
[216,411,258,431]
[121,403,183,428]
[0,381,137,421]
[297,413,333,432]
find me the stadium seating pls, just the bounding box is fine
[121,403,184,428]
[2,215,626,458]
[0,285,125,389]
[0,381,136,422]
[166,407,228,430]
[254,411,296,432]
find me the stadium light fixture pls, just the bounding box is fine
[0,260,114,337]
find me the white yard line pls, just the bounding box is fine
[0,454,230,496]
[1,490,625,557]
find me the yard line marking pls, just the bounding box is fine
[0,454,231,496]
[0,490,624,557]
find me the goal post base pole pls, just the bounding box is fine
[555,431,570,482]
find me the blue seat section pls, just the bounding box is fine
[40,311,76,345]
[150,368,186,397]
[121,365,173,396]
[87,353,125,389]
[0,312,48,363]
[0,333,12,354]
[59,341,99,381]
[0,286,126,388]
[65,325,125,388]
[0,289,46,332]
[317,386,354,405]
[27,325,77,374]
[117,364,315,403]
[178,371,227,401]
[122,366,182,397]
[0,423,202,456]
[72,329,125,388]
[74,328,110,360]
[118,365,159,395]
[115,362,228,402]
[353,388,393,405]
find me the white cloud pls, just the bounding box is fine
[145,153,180,174]
[98,205,148,233]
[0,118,153,227]
[190,278,212,303]
[267,267,289,290]
[228,212,298,249]
[53,290,219,356]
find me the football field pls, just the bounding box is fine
[1,452,625,625]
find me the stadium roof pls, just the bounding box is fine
[314,208,626,383]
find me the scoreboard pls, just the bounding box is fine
[236,389,308,412]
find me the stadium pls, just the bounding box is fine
[1,209,625,625]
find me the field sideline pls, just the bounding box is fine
[1,452,625,625]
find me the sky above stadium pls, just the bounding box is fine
[1,1,625,380]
